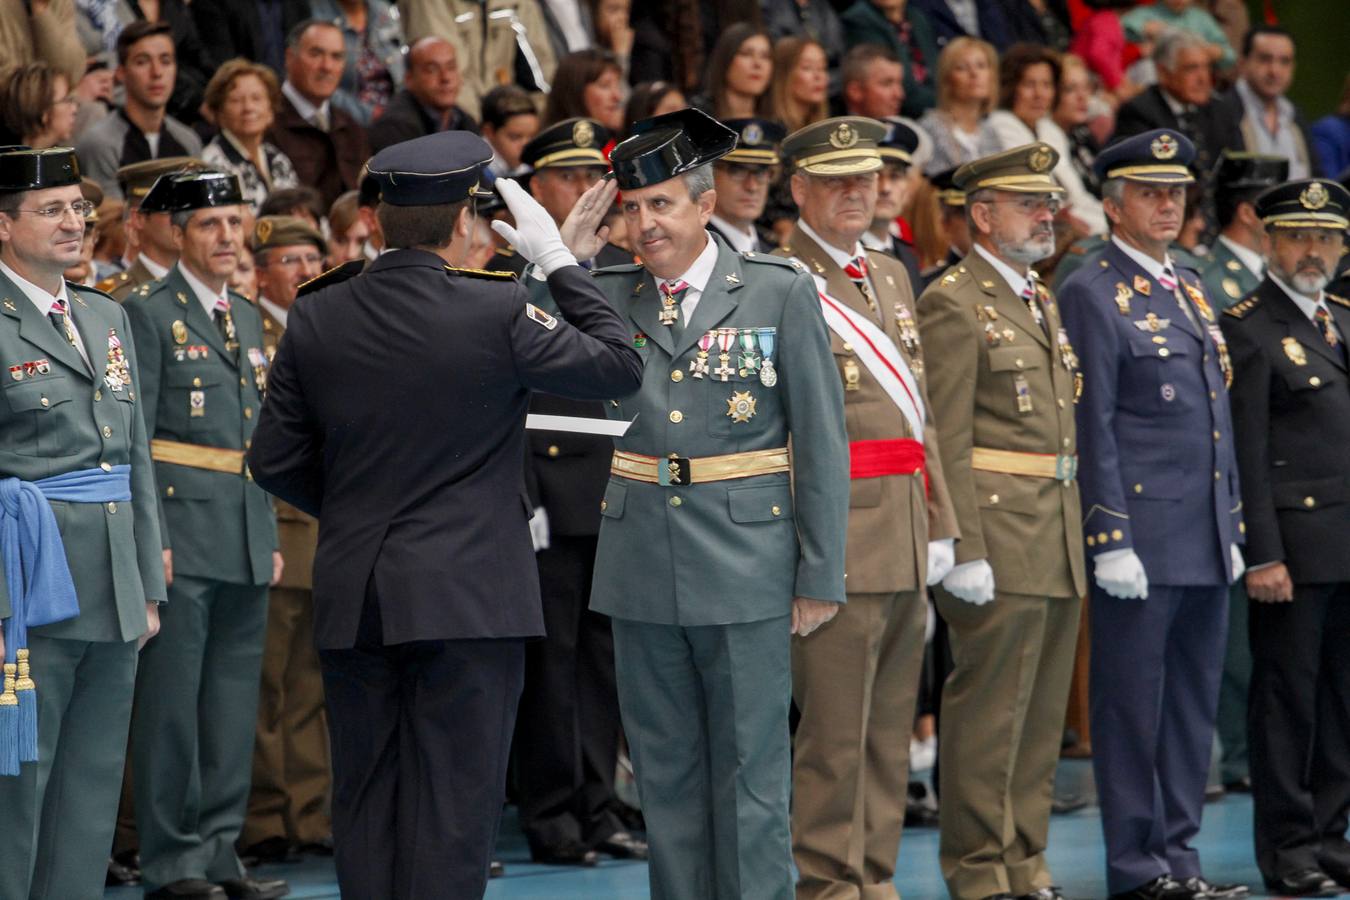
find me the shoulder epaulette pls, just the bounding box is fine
[95,271,129,292]
[496,246,517,258]
[592,262,644,275]
[742,251,797,269]
[444,265,515,281]
[69,281,115,303]
[938,264,971,287]
[1326,293,1350,310]
[297,259,366,298]
[1224,295,1261,318]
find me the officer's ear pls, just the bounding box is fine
[453,204,473,239]
[696,187,716,226]
[789,171,807,208]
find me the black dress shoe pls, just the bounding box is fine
[596,830,648,860]
[145,879,227,900]
[106,855,141,886]
[238,837,301,866]
[1018,888,1067,900]
[1321,861,1350,889]
[1178,876,1248,898]
[489,859,505,878]
[1108,875,1194,900]
[532,839,599,866]
[218,876,290,899]
[1222,776,1252,793]
[1264,869,1342,897]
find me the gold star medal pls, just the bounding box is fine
[726,390,757,423]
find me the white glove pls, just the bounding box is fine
[943,559,996,605]
[1094,548,1148,599]
[528,506,550,552]
[489,178,578,276]
[1230,543,1245,581]
[926,538,955,586]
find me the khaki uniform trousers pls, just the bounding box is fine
[241,585,331,847]
[792,590,928,900]
[936,590,1081,900]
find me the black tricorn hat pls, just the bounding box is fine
[609,108,737,190]
[0,146,82,192]
[141,170,244,214]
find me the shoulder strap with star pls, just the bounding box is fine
[444,265,515,281]
[297,259,367,298]
[1326,292,1350,310]
[1223,294,1262,318]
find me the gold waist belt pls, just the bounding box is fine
[150,439,246,475]
[611,448,790,486]
[970,447,1077,482]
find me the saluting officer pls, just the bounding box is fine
[0,146,165,900]
[529,107,850,900]
[708,117,784,255]
[96,157,205,302]
[1222,178,1350,899]
[776,115,959,900]
[239,216,332,863]
[915,142,1087,900]
[247,130,643,900]
[1058,129,1246,900]
[123,171,286,900]
[1200,151,1289,311]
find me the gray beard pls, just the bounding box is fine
[997,234,1054,266]
[1290,268,1330,296]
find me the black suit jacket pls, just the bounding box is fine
[247,250,643,648]
[912,0,1012,51]
[368,89,480,155]
[1221,279,1350,583]
[191,0,311,73]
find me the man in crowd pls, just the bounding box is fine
[76,22,204,202]
[1059,130,1247,900]
[124,170,285,900]
[707,118,783,255]
[1225,25,1321,180]
[1202,152,1289,308]
[1222,177,1350,899]
[369,37,479,154]
[482,84,541,178]
[917,142,1086,900]
[268,20,370,209]
[0,145,165,900]
[238,216,332,865]
[247,129,641,898]
[542,107,849,899]
[777,115,958,900]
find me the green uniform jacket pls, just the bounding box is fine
[1201,239,1261,310]
[0,274,166,642]
[124,265,276,586]
[570,237,850,625]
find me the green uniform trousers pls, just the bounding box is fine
[131,574,268,890]
[0,634,137,900]
[612,614,794,900]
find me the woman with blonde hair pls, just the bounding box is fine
[0,62,78,148]
[200,58,299,215]
[917,36,1001,174]
[770,37,829,134]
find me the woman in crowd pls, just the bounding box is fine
[623,81,688,136]
[0,62,78,148]
[311,0,404,126]
[1054,53,1104,202]
[326,190,372,266]
[987,43,1105,236]
[917,37,1001,174]
[543,49,626,132]
[691,24,774,120]
[200,59,300,216]
[770,37,829,134]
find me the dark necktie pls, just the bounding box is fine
[48,298,77,347]
[844,256,881,320]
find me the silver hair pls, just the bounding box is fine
[1154,28,1210,72]
[682,165,715,202]
[964,187,995,231]
[1100,177,1126,205]
[169,209,194,231]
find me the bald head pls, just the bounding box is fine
[406,37,462,112]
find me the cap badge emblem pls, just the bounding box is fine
[255,219,273,244]
[1151,134,1179,160]
[1028,146,1053,173]
[572,120,595,148]
[1300,181,1329,211]
[829,123,858,150]
[741,123,763,146]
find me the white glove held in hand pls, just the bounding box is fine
[1094,548,1148,599]
[1230,543,1245,581]
[943,559,995,605]
[926,538,955,587]
[528,506,550,552]
[490,178,578,276]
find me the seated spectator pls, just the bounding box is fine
[840,0,940,117]
[917,36,1000,174]
[837,46,935,165]
[542,49,625,134]
[623,81,688,136]
[268,19,370,208]
[401,0,556,118]
[1312,74,1350,180]
[988,43,1106,235]
[1224,25,1319,179]
[771,37,830,134]
[689,25,773,120]
[258,185,325,229]
[762,0,845,86]
[191,0,310,76]
[1005,0,1070,52]
[369,36,478,154]
[201,59,300,215]
[912,0,1011,53]
[1122,0,1235,73]
[0,0,86,86]
[75,21,203,200]
[72,55,116,137]
[1053,53,1104,201]
[1069,0,1141,105]
[592,0,634,75]
[325,190,370,265]
[482,85,541,177]
[0,62,78,148]
[311,0,404,126]
[626,0,758,92]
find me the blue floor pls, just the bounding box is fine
[106,761,1292,899]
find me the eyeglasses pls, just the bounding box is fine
[978,196,1062,216]
[11,201,97,221]
[274,252,324,267]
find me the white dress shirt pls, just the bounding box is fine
[258,295,289,328]
[1217,235,1264,279]
[139,252,170,280]
[709,215,759,254]
[283,80,332,130]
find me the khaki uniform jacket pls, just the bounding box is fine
[97,258,158,304]
[916,250,1087,599]
[0,276,165,642]
[259,302,316,591]
[778,226,958,593]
